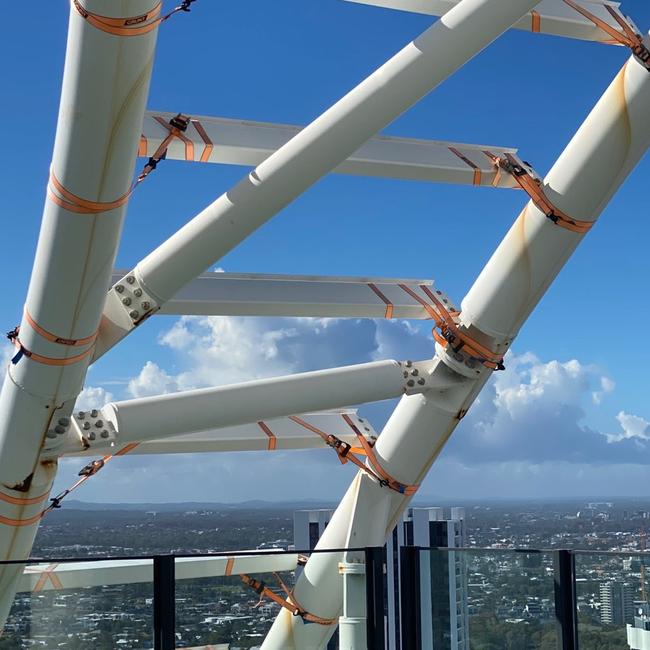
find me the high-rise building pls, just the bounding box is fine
[600,581,635,626]
[294,506,469,650]
[294,509,333,555]
[386,507,469,650]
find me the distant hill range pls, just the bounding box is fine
[60,499,340,512]
[56,495,650,512]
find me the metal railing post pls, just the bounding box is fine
[153,555,175,650]
[365,546,386,649]
[400,546,422,650]
[554,550,579,650]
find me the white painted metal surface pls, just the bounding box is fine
[344,0,634,44]
[338,555,368,649]
[109,271,450,320]
[0,0,158,625]
[59,411,377,456]
[140,112,521,188]
[17,552,298,593]
[262,47,650,649]
[98,0,542,359]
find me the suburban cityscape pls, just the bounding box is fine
[2,498,650,649]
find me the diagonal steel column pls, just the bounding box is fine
[261,45,650,650]
[0,0,159,627]
[97,0,541,358]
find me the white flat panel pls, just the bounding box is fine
[110,271,451,320]
[140,113,520,188]
[17,553,298,592]
[343,0,630,44]
[61,410,377,456]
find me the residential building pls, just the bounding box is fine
[601,581,635,626]
[295,506,469,650]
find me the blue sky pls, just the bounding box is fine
[3,1,650,502]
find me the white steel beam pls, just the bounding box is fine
[140,112,521,188]
[17,553,298,593]
[48,361,432,456]
[109,270,452,320]
[344,0,635,44]
[58,411,377,456]
[0,0,159,627]
[262,45,650,650]
[97,0,541,360]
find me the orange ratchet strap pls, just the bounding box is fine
[0,445,138,527]
[6,309,97,367]
[240,573,336,626]
[72,0,198,38]
[257,421,277,450]
[41,444,139,519]
[7,327,94,367]
[484,152,593,235]
[367,283,394,318]
[49,113,196,217]
[34,564,63,592]
[562,0,650,69]
[531,10,541,34]
[192,119,214,162]
[24,309,97,348]
[137,114,193,182]
[399,284,505,371]
[448,147,482,186]
[48,169,133,215]
[289,414,418,496]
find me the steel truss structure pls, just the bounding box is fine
[1,0,649,648]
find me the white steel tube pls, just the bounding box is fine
[0,0,158,627]
[98,360,429,445]
[262,49,650,650]
[461,53,650,343]
[99,0,541,357]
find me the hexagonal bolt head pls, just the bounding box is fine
[115,285,125,294]
[126,276,136,285]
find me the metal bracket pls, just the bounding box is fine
[400,360,435,394]
[72,409,118,448]
[105,271,159,331]
[41,416,73,453]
